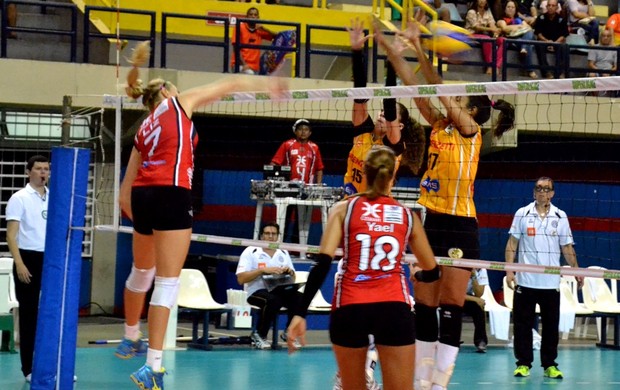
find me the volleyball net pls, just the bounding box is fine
[94,75,620,278]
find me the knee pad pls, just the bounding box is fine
[414,340,437,390]
[415,303,439,342]
[150,276,180,309]
[126,266,156,293]
[438,305,463,347]
[432,343,459,389]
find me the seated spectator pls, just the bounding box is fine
[465,0,505,75]
[513,0,538,25]
[231,7,275,74]
[463,268,489,353]
[497,0,538,78]
[534,0,569,78]
[588,28,617,76]
[566,0,599,44]
[606,13,620,45]
[539,0,563,15]
[236,222,302,349]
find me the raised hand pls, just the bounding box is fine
[347,17,372,50]
[398,19,422,44]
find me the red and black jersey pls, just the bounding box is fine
[133,97,198,190]
[334,195,414,308]
[271,139,324,183]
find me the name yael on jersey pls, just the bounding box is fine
[360,202,404,232]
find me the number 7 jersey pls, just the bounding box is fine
[334,195,414,308]
[418,118,482,217]
[133,97,198,190]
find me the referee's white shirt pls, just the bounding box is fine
[236,246,295,297]
[509,201,574,290]
[5,183,49,252]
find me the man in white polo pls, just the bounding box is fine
[505,176,583,380]
[5,155,50,383]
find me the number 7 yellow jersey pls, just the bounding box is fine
[417,118,482,218]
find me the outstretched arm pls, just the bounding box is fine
[373,20,442,126]
[397,21,478,135]
[178,76,287,117]
[348,18,373,126]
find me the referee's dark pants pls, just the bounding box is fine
[248,287,302,339]
[513,285,560,369]
[13,249,44,377]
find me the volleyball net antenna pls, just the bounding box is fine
[95,76,620,279]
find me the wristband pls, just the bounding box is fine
[383,61,397,121]
[414,265,441,283]
[352,49,367,89]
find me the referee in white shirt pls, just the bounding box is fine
[505,176,583,380]
[5,155,50,383]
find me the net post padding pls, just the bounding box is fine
[32,147,90,388]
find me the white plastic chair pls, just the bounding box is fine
[0,257,19,353]
[177,269,231,350]
[560,278,594,339]
[561,267,596,339]
[582,274,620,312]
[295,271,331,311]
[582,267,620,347]
[481,285,511,340]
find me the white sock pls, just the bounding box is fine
[146,348,163,372]
[415,340,437,390]
[430,343,459,390]
[125,323,140,341]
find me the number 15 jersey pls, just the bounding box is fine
[133,97,198,190]
[334,195,414,308]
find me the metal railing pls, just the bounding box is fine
[161,13,230,71]
[1,0,77,62]
[305,25,369,80]
[83,6,156,67]
[1,3,615,82]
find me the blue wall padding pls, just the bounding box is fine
[115,170,620,316]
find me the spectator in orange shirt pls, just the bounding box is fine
[232,7,275,74]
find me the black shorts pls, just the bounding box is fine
[329,302,415,347]
[131,186,193,234]
[423,212,480,262]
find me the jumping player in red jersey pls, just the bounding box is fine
[286,146,440,390]
[375,20,515,389]
[116,41,287,390]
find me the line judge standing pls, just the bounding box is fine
[505,176,583,379]
[5,155,50,383]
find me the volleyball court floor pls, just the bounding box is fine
[1,318,620,389]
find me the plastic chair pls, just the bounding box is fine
[559,278,595,339]
[582,267,620,348]
[481,285,511,340]
[0,257,19,353]
[177,269,231,350]
[561,267,597,339]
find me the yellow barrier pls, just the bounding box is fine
[75,0,374,46]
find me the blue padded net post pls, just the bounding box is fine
[31,147,90,390]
